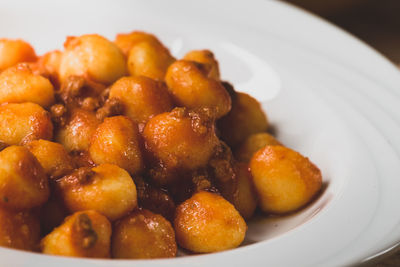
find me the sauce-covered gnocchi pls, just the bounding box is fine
[0,31,322,259]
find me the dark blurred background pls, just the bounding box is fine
[284,0,400,64]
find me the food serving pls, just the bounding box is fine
[0,32,322,259]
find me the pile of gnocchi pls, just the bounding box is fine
[0,32,322,259]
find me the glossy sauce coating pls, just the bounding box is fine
[0,64,54,107]
[55,108,100,152]
[0,208,40,251]
[0,39,37,71]
[41,210,111,258]
[183,49,220,80]
[112,209,177,259]
[114,31,162,57]
[0,146,49,210]
[89,116,143,175]
[26,139,75,179]
[250,145,322,214]
[143,107,219,184]
[59,34,126,85]
[109,76,173,126]
[56,164,137,221]
[165,60,231,119]
[0,102,53,146]
[174,191,246,253]
[127,39,175,81]
[0,30,324,259]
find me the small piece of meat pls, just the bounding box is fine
[135,176,176,222]
[96,98,124,121]
[74,213,98,249]
[50,104,68,128]
[70,151,96,168]
[208,142,238,204]
[57,167,95,188]
[59,76,106,109]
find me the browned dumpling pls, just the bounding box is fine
[165,60,231,119]
[112,209,177,259]
[143,107,219,185]
[250,145,322,214]
[109,76,173,126]
[218,92,269,147]
[59,34,126,85]
[0,146,49,210]
[0,102,53,146]
[0,39,37,71]
[0,207,40,251]
[0,30,326,260]
[174,191,246,253]
[89,116,143,175]
[0,64,54,108]
[56,164,137,221]
[114,31,161,57]
[41,210,111,258]
[34,50,62,87]
[235,132,282,163]
[26,139,75,179]
[55,108,100,152]
[127,39,175,81]
[232,162,258,220]
[183,49,220,80]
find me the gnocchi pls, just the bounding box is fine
[0,102,53,146]
[0,39,37,71]
[0,64,54,108]
[0,31,323,260]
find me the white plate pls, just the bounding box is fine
[2,0,400,266]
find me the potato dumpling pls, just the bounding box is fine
[232,163,258,220]
[55,108,100,152]
[41,210,111,258]
[218,92,269,147]
[0,208,40,251]
[174,191,246,253]
[165,60,231,119]
[26,139,75,179]
[114,31,161,57]
[35,50,62,87]
[112,209,177,259]
[0,102,53,146]
[183,49,220,80]
[0,146,49,210]
[127,39,175,81]
[235,133,282,163]
[89,116,143,175]
[143,108,219,184]
[59,34,126,85]
[109,76,173,125]
[0,64,54,107]
[0,39,37,71]
[57,164,137,221]
[250,145,322,214]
